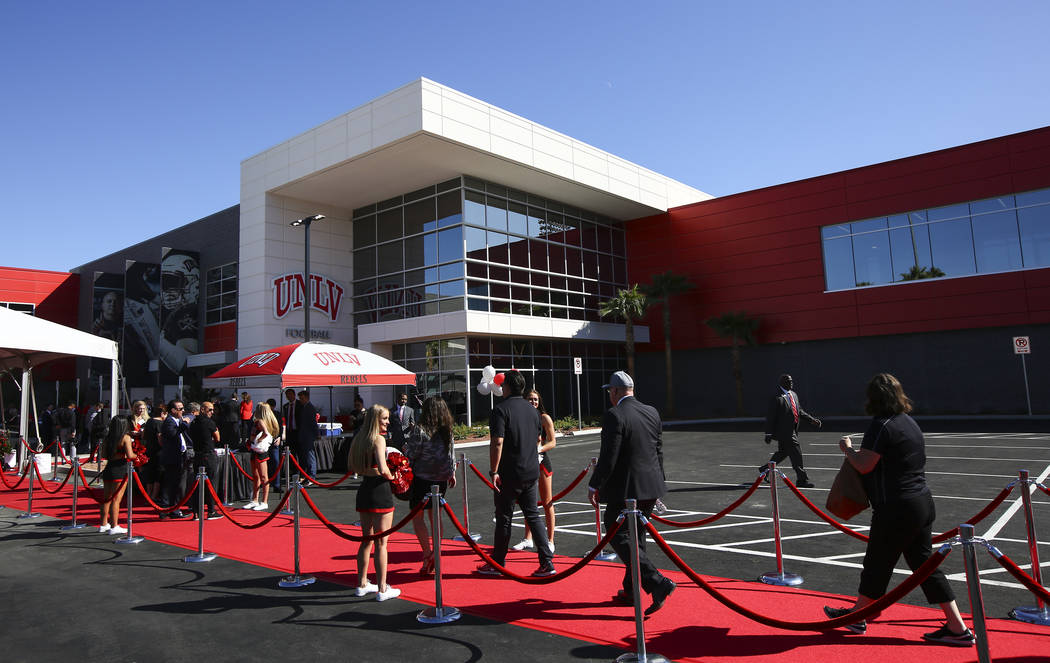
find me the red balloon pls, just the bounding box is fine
[493,372,505,385]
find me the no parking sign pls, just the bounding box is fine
[1013,336,1031,354]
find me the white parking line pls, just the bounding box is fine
[981,463,1050,540]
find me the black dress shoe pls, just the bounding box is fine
[613,589,634,605]
[645,578,676,615]
[797,481,815,488]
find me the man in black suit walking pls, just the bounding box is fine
[588,371,675,615]
[762,374,821,487]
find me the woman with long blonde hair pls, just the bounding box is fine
[348,404,400,601]
[245,402,279,511]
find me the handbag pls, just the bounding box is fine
[826,459,869,520]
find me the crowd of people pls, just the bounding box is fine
[11,369,975,646]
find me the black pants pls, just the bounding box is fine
[191,453,219,516]
[768,438,809,482]
[859,492,955,604]
[162,463,184,509]
[604,498,666,595]
[492,476,553,567]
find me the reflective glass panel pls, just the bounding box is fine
[437,227,463,262]
[508,202,528,236]
[1018,201,1050,268]
[822,237,854,290]
[972,210,1022,273]
[528,207,545,238]
[404,199,434,236]
[423,232,438,266]
[354,216,376,249]
[465,225,486,260]
[464,191,486,226]
[889,225,933,281]
[928,218,976,276]
[436,191,462,229]
[377,241,403,274]
[353,248,375,280]
[852,229,892,286]
[821,224,851,239]
[488,232,509,264]
[438,262,463,281]
[486,197,507,231]
[377,208,402,243]
[928,203,970,222]
[404,235,424,270]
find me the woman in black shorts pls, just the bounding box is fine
[348,404,400,602]
[404,396,457,576]
[98,415,137,534]
[513,389,557,553]
[246,402,279,511]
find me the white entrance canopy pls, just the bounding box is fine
[0,306,119,460]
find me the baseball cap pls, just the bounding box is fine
[602,371,634,389]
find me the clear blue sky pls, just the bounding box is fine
[3,1,1048,272]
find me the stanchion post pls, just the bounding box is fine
[184,467,216,563]
[453,454,480,542]
[418,485,461,624]
[959,524,992,663]
[61,455,87,530]
[592,457,617,561]
[615,499,668,663]
[279,480,316,588]
[222,443,233,506]
[52,442,61,482]
[17,456,41,519]
[1009,469,1050,625]
[280,446,293,515]
[759,462,802,586]
[116,461,144,544]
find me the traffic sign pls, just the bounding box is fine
[573,357,583,374]
[1013,336,1031,354]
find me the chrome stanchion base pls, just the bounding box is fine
[115,535,144,545]
[616,653,670,663]
[759,571,803,586]
[1010,606,1050,625]
[595,549,618,561]
[184,552,217,563]
[417,605,461,624]
[60,522,87,531]
[453,532,481,542]
[16,512,41,519]
[278,574,316,588]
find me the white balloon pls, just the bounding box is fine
[482,365,496,381]
[476,381,491,396]
[490,384,503,398]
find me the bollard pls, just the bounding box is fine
[280,446,293,515]
[52,443,61,482]
[592,457,617,561]
[452,454,480,542]
[759,462,802,586]
[184,467,217,562]
[615,499,669,663]
[17,456,42,519]
[279,480,316,587]
[115,461,144,544]
[418,485,461,624]
[222,444,233,506]
[60,455,86,530]
[1009,469,1050,625]
[959,524,992,663]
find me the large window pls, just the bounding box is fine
[821,187,1050,290]
[205,262,238,324]
[352,176,627,325]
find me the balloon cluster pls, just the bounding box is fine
[477,365,505,397]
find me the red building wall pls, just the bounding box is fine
[629,126,1050,352]
[0,267,80,379]
[204,321,237,353]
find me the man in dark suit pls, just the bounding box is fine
[388,391,415,446]
[762,373,821,488]
[159,400,191,519]
[476,370,555,578]
[588,370,675,615]
[275,388,299,491]
[189,401,222,519]
[296,390,319,484]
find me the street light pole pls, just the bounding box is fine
[290,214,325,343]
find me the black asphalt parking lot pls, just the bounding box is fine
[2,420,1048,662]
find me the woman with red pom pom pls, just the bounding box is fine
[98,415,138,534]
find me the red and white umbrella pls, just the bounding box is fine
[205,342,415,390]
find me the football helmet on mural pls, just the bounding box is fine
[161,253,200,310]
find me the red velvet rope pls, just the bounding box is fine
[931,483,1015,543]
[468,461,498,491]
[0,460,32,489]
[204,478,293,529]
[130,472,200,513]
[33,464,75,493]
[76,464,108,503]
[441,500,625,584]
[298,486,425,541]
[228,452,254,480]
[989,550,1050,605]
[1037,483,1050,498]
[286,452,357,487]
[645,519,952,630]
[21,438,57,455]
[540,463,591,507]
[779,476,871,542]
[650,474,764,528]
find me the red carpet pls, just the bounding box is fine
[4,480,1047,662]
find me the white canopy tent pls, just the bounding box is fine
[0,306,119,463]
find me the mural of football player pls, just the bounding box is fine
[158,251,200,380]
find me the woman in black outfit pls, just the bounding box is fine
[404,396,457,576]
[824,373,973,646]
[98,415,137,535]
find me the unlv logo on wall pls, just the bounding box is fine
[272,272,344,322]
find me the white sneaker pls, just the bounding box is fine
[109,526,128,535]
[512,539,534,551]
[376,586,401,602]
[253,502,268,511]
[243,501,259,510]
[98,524,111,533]
[354,582,378,597]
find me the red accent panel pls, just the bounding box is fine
[0,267,80,379]
[628,126,1050,351]
[204,322,237,353]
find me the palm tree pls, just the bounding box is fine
[599,284,648,377]
[641,271,695,417]
[705,311,760,416]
